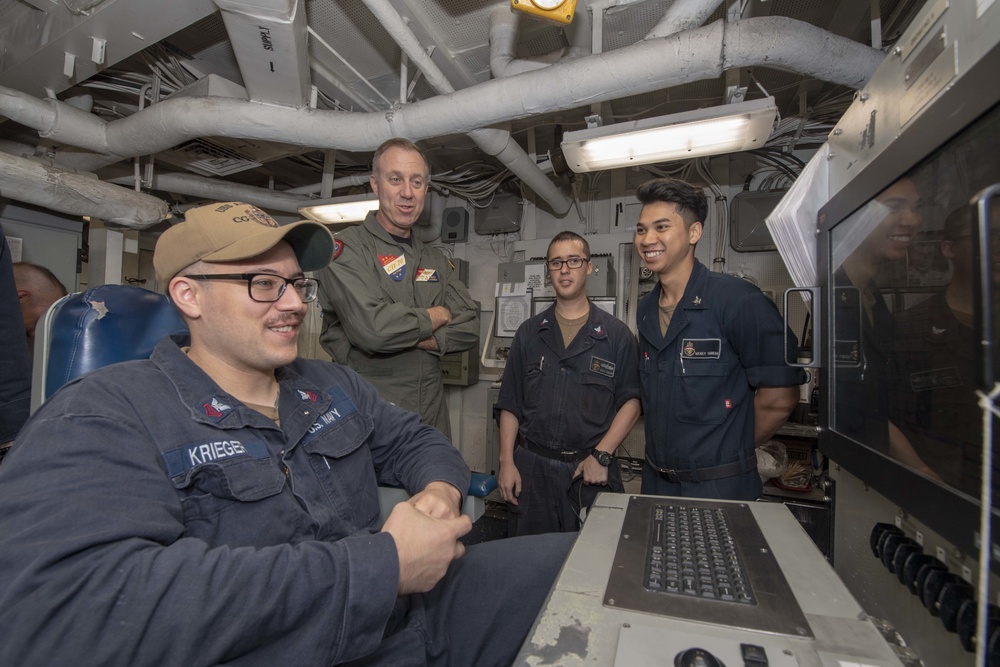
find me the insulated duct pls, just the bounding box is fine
[0,151,170,228]
[0,16,884,224]
[0,17,882,161]
[101,168,309,213]
[489,5,592,79]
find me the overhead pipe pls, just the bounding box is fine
[0,151,170,228]
[362,0,572,215]
[284,172,371,195]
[0,139,119,173]
[489,5,592,78]
[0,17,882,161]
[645,0,726,39]
[413,190,447,244]
[101,168,310,214]
[0,16,884,224]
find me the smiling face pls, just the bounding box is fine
[869,178,923,262]
[547,238,592,302]
[635,200,702,280]
[371,145,429,237]
[173,241,308,377]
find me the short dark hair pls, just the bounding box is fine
[636,178,707,225]
[372,138,429,178]
[547,231,590,260]
[942,205,973,243]
[12,262,67,297]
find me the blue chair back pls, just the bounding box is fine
[36,285,188,405]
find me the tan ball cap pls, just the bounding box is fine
[153,202,334,287]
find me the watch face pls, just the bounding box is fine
[531,0,563,9]
[593,450,612,466]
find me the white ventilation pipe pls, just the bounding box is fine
[284,173,372,195]
[362,0,572,215]
[646,0,726,39]
[101,169,310,214]
[0,16,883,223]
[0,151,170,228]
[0,17,881,161]
[0,139,118,173]
[412,190,446,244]
[489,5,592,78]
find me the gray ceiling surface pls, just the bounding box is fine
[0,0,923,221]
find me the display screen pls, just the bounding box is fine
[828,102,1000,508]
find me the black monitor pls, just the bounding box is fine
[817,39,1000,568]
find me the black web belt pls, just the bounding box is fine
[518,438,592,463]
[645,458,750,483]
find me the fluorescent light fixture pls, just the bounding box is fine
[297,193,379,226]
[560,97,777,173]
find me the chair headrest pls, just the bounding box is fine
[45,285,188,399]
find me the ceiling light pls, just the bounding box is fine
[510,0,577,25]
[297,194,379,226]
[560,97,777,173]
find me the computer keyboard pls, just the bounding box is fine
[645,502,755,604]
[605,496,812,637]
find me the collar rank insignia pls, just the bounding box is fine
[203,397,233,419]
[297,389,319,402]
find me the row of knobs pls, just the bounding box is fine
[870,522,1000,662]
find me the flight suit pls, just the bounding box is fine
[637,259,804,500]
[495,303,640,534]
[318,212,479,438]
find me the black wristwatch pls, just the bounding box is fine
[591,450,613,467]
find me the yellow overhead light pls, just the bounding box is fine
[560,97,778,173]
[511,0,577,25]
[297,194,379,228]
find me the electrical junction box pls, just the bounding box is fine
[474,193,522,235]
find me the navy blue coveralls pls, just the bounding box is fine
[0,335,572,667]
[495,303,640,534]
[637,259,805,500]
[890,290,999,495]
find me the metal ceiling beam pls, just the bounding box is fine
[0,0,218,98]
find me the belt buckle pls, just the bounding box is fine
[655,463,680,483]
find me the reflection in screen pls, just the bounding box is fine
[830,104,1000,508]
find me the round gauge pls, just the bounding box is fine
[530,0,564,9]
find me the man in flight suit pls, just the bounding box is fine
[634,178,804,500]
[318,138,479,439]
[0,202,571,666]
[496,231,640,535]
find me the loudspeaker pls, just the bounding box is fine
[442,207,469,243]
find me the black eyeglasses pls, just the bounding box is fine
[183,273,319,303]
[546,257,589,271]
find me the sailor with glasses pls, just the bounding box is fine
[495,231,641,535]
[0,201,572,666]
